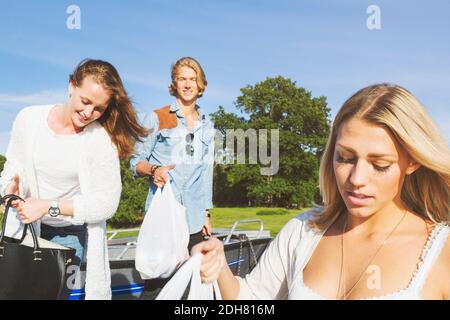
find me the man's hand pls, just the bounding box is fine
[202,214,213,237]
[153,164,176,188]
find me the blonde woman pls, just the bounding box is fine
[192,83,450,300]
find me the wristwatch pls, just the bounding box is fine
[48,200,61,218]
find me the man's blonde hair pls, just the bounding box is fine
[312,83,450,230]
[169,57,207,98]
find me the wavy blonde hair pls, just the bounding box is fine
[169,57,208,98]
[311,83,450,230]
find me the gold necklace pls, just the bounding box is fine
[337,210,407,300]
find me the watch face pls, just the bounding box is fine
[49,207,60,217]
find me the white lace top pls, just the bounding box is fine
[236,212,449,300]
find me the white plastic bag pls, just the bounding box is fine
[3,207,26,238]
[156,253,222,300]
[3,207,41,239]
[135,182,190,279]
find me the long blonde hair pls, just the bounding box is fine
[312,83,450,230]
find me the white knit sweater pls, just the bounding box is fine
[0,105,122,300]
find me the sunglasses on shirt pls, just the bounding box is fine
[185,133,194,156]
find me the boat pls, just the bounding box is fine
[69,219,272,300]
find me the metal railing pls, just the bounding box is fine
[106,219,268,260]
[107,228,140,260]
[223,219,265,245]
[107,228,140,241]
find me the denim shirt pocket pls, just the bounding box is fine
[157,129,183,147]
[155,129,184,162]
[199,130,214,157]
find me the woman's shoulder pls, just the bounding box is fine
[82,122,118,155]
[440,224,450,266]
[15,105,53,122]
[288,207,323,227]
[422,222,450,267]
[436,222,450,234]
[425,223,450,299]
[278,208,324,241]
[433,223,450,260]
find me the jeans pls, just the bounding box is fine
[40,223,87,300]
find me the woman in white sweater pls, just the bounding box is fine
[193,83,450,300]
[0,59,148,299]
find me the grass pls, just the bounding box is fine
[107,229,140,239]
[107,207,310,239]
[209,207,309,237]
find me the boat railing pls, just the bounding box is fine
[107,219,269,260]
[107,228,140,241]
[107,229,139,261]
[222,219,265,245]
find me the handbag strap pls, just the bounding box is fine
[0,194,42,261]
[0,194,24,239]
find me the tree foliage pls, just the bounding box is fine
[109,159,149,227]
[0,154,5,174]
[211,76,331,208]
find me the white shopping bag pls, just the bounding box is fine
[135,182,190,279]
[3,207,26,238]
[156,253,222,300]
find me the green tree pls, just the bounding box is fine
[211,76,331,208]
[0,154,5,173]
[108,159,148,228]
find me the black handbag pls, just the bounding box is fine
[0,194,76,300]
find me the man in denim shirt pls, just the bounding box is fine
[130,57,214,276]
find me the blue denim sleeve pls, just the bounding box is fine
[129,111,159,178]
[202,122,215,209]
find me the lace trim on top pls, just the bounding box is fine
[361,223,448,300]
[298,223,449,300]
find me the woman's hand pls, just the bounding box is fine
[153,164,175,188]
[4,174,20,195]
[191,237,227,284]
[4,175,21,208]
[16,198,49,224]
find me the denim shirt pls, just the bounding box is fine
[130,101,215,234]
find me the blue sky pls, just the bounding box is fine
[0,0,449,155]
